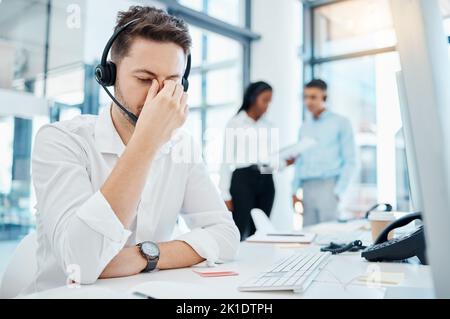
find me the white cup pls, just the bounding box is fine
[368,211,396,242]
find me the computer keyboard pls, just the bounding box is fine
[238,251,331,293]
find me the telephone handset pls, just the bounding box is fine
[361,212,427,264]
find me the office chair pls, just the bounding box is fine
[0,232,37,298]
[251,208,276,233]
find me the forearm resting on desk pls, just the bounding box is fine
[157,240,205,269]
[100,246,147,279]
[100,240,205,279]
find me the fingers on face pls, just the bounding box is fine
[180,93,188,110]
[180,93,189,122]
[149,80,188,119]
[173,83,184,102]
[160,80,177,97]
[145,80,159,104]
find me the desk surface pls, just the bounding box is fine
[23,221,434,299]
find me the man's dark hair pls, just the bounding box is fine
[305,79,328,91]
[111,6,192,62]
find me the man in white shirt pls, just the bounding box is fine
[27,6,239,292]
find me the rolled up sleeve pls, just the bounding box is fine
[32,126,130,284]
[76,191,131,243]
[178,156,240,265]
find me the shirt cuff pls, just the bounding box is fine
[222,191,232,202]
[176,228,220,267]
[334,181,346,198]
[76,191,132,244]
[292,180,302,195]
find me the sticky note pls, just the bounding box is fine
[193,270,239,277]
[357,272,405,285]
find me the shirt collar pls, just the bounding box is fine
[238,110,267,124]
[320,110,330,118]
[308,109,330,122]
[95,105,126,156]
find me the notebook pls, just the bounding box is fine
[246,232,316,244]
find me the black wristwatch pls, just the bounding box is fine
[137,241,160,273]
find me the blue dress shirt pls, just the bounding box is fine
[292,110,357,197]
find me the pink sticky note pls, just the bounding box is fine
[193,270,239,277]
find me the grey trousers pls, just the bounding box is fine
[302,178,339,227]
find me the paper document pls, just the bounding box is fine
[246,231,316,244]
[278,137,317,160]
[269,137,317,169]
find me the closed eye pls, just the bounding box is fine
[137,78,153,83]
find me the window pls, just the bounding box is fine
[185,25,244,178]
[441,0,450,32]
[313,0,396,58]
[315,52,402,213]
[305,0,406,215]
[0,0,51,240]
[178,0,246,27]
[188,26,244,109]
[183,23,244,181]
[440,0,450,55]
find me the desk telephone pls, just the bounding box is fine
[361,212,427,265]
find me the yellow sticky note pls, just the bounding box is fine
[358,272,405,286]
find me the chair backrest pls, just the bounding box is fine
[0,232,38,299]
[251,209,277,233]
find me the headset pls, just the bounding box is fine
[95,18,192,124]
[320,240,366,255]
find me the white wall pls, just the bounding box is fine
[251,0,302,230]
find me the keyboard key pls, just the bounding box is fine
[263,278,279,287]
[238,252,331,293]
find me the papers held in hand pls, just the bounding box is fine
[270,137,317,170]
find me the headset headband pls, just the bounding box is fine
[101,19,140,66]
[99,18,191,84]
[96,17,191,124]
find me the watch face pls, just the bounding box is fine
[141,242,159,259]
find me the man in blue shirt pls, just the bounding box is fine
[292,79,356,226]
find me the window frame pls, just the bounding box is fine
[302,0,397,80]
[165,0,260,150]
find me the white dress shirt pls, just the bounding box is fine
[218,111,275,201]
[25,106,240,293]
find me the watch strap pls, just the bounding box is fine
[137,242,159,273]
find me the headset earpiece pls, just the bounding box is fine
[182,54,191,92]
[182,77,189,92]
[95,62,116,87]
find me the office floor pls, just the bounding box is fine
[0,240,19,282]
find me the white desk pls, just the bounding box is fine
[22,221,433,299]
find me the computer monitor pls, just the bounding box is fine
[390,0,450,298]
[395,72,423,213]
